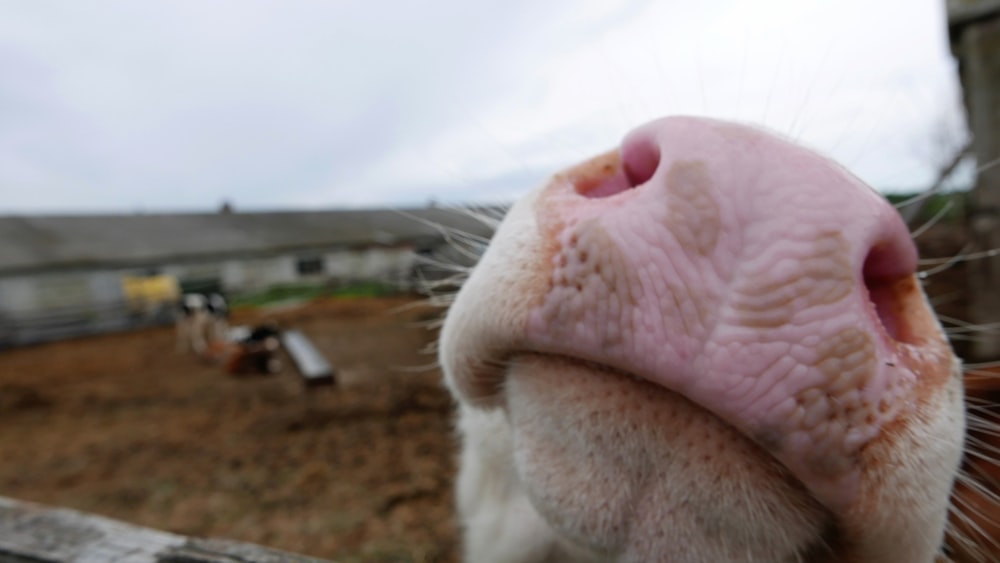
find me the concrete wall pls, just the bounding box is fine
[0,270,134,347]
[0,271,126,316]
[323,247,417,286]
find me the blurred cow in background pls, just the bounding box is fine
[175,293,210,354]
[175,293,229,355]
[206,293,230,344]
[222,323,283,376]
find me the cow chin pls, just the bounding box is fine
[498,353,965,562]
[505,354,832,562]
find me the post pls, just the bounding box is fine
[948,0,1000,359]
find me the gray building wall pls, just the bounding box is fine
[323,247,417,286]
[0,270,135,347]
[0,245,429,348]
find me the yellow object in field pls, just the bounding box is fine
[121,275,181,312]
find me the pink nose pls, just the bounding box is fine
[555,116,920,343]
[519,116,953,508]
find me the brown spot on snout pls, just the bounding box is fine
[567,150,624,198]
[752,328,878,482]
[795,328,877,477]
[665,161,721,256]
[732,232,854,328]
[812,327,877,407]
[538,218,637,350]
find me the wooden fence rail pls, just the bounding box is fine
[0,497,331,563]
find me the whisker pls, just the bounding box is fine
[910,199,956,240]
[919,245,1000,279]
[963,360,1000,371]
[894,140,971,226]
[963,437,1000,463]
[946,498,998,562]
[951,475,999,516]
[945,325,1000,340]
[975,154,1000,176]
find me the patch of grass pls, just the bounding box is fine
[331,281,398,298]
[231,281,400,309]
[230,284,328,308]
[886,191,968,224]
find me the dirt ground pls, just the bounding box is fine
[0,296,458,562]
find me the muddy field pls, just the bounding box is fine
[0,296,458,562]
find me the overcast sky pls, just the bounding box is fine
[0,0,968,214]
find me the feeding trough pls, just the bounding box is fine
[281,329,336,387]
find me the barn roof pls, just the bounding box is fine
[0,206,501,275]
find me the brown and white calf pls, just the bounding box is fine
[439,116,970,562]
[175,293,229,355]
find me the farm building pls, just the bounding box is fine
[0,206,497,347]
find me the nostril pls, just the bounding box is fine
[575,133,662,200]
[621,132,661,188]
[862,242,918,345]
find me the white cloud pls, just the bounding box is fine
[0,0,969,213]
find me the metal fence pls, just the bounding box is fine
[0,299,176,350]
